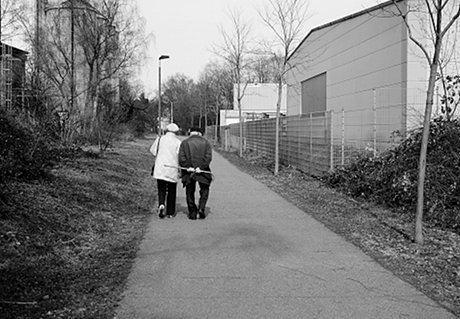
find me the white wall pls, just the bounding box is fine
[287,1,412,141]
[233,83,286,113]
[220,110,240,126]
[288,0,460,141]
[220,109,278,126]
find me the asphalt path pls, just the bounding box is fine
[115,150,456,319]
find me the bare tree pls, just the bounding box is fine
[195,76,211,130]
[214,8,251,157]
[259,0,310,175]
[198,61,233,141]
[37,6,75,122]
[78,0,147,132]
[161,73,197,132]
[391,0,460,244]
[21,0,147,142]
[0,0,26,41]
[247,54,278,84]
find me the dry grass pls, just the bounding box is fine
[0,138,156,319]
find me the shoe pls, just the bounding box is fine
[198,210,206,219]
[158,205,166,219]
[188,213,197,220]
[167,214,174,219]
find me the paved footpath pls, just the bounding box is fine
[115,151,456,319]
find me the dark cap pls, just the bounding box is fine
[189,127,203,134]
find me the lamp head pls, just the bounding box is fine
[159,55,170,60]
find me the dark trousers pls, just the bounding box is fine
[185,179,210,217]
[157,179,177,215]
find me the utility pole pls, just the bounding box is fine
[158,54,170,135]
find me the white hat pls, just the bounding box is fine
[166,123,179,133]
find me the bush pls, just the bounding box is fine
[127,115,148,138]
[0,109,88,184]
[0,109,53,183]
[324,117,460,232]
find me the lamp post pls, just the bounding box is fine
[158,54,170,135]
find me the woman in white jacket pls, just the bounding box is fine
[150,123,181,218]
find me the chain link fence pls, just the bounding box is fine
[207,104,404,175]
[205,88,439,175]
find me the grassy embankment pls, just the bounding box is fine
[1,138,156,319]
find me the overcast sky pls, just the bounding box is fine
[136,0,381,97]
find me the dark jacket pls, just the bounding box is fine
[178,135,212,185]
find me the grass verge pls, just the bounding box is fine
[0,138,155,319]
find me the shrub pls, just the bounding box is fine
[0,109,53,183]
[0,109,89,185]
[324,117,460,232]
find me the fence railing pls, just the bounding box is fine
[206,105,401,175]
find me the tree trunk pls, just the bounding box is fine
[85,63,98,133]
[274,79,282,175]
[204,106,208,130]
[415,62,438,244]
[215,106,220,143]
[238,81,243,157]
[415,52,441,245]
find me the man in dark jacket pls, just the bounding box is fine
[179,127,213,220]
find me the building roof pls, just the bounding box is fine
[288,0,402,62]
[0,42,28,60]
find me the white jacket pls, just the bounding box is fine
[150,132,181,183]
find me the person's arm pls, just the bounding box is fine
[195,140,212,174]
[178,142,190,168]
[176,140,181,155]
[150,137,160,156]
[202,140,212,168]
[179,142,195,173]
[149,137,160,176]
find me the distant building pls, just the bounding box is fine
[220,83,286,125]
[0,42,28,110]
[40,0,120,125]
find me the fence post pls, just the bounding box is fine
[341,108,345,166]
[309,112,313,169]
[298,119,301,170]
[373,89,377,157]
[242,122,246,152]
[330,110,334,171]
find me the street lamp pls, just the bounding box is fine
[158,54,170,135]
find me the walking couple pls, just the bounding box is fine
[150,124,213,220]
